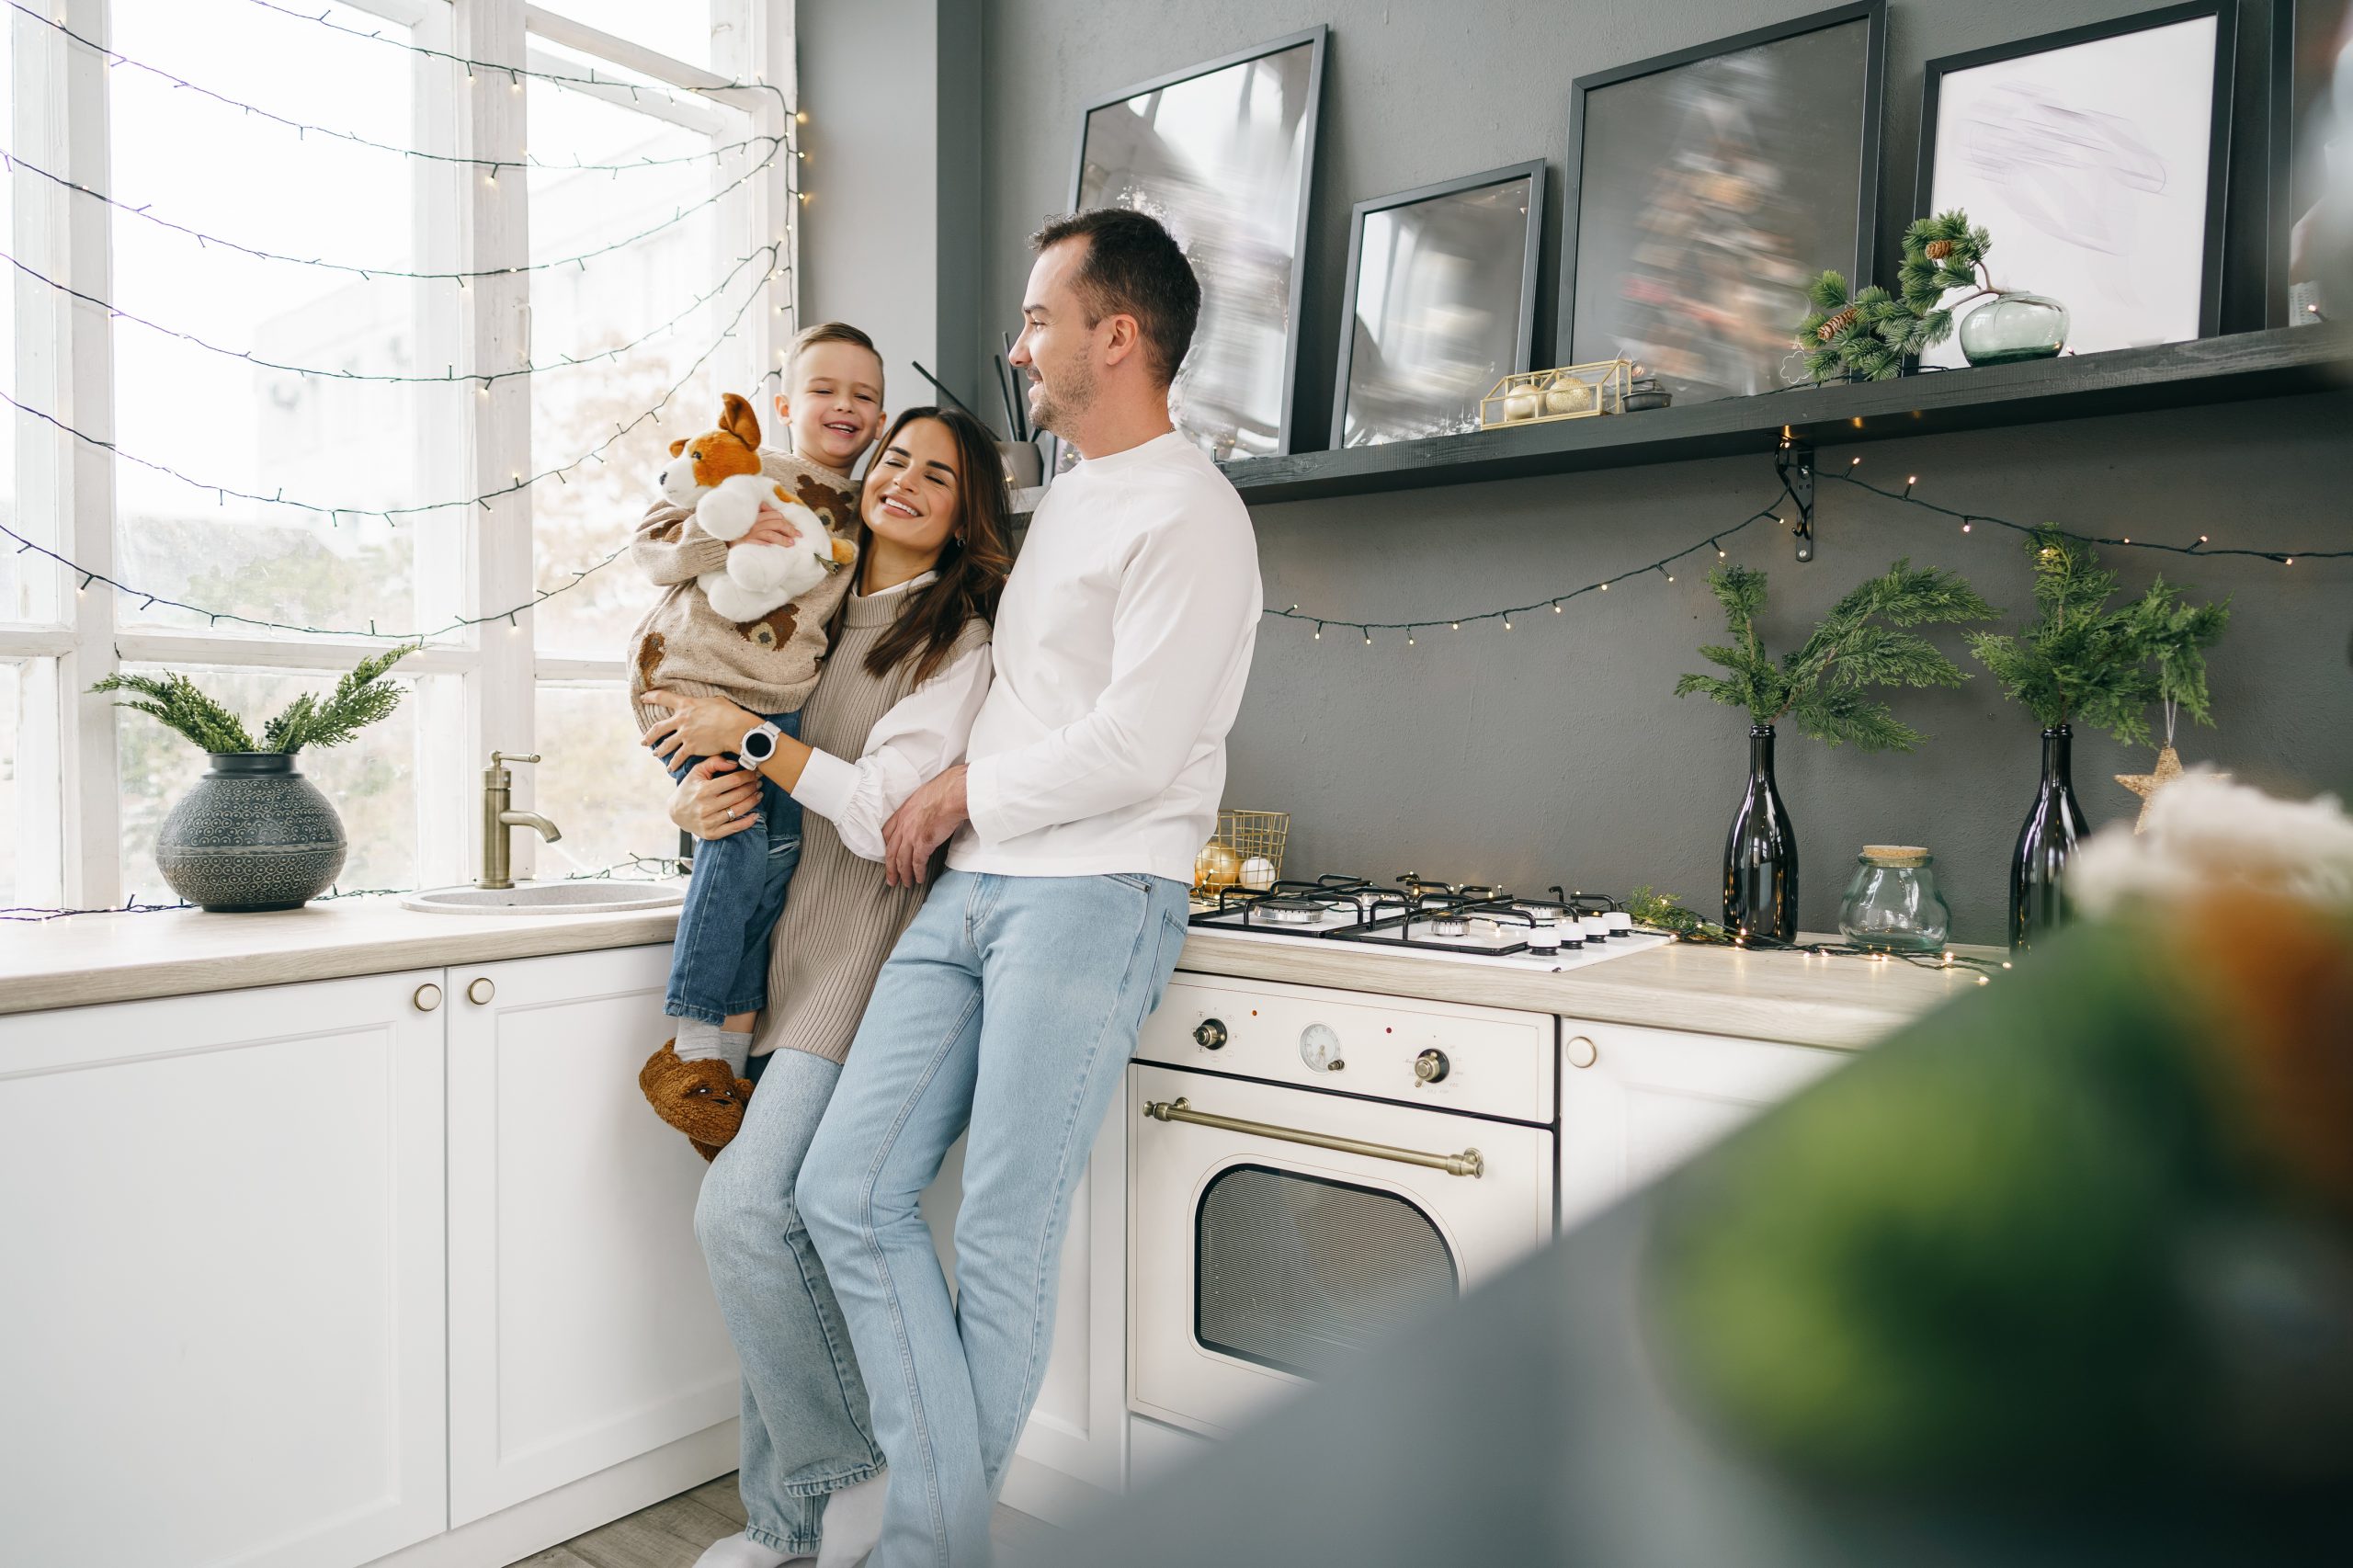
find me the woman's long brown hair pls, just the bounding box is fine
[851,406,1013,687]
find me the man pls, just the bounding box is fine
[796,208,1260,1565]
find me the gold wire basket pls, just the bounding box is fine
[1193,809,1289,896]
[1478,358,1632,429]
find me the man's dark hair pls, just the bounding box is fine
[1031,208,1200,386]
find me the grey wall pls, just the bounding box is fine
[961,0,2353,942]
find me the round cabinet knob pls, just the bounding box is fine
[1414,1049,1450,1084]
[1192,1018,1228,1051]
[412,983,442,1013]
[1566,1035,1599,1069]
[466,977,495,1006]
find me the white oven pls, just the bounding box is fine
[1128,974,1556,1437]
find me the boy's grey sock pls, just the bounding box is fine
[675,1020,754,1076]
[675,1017,726,1062]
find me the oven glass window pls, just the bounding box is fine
[1194,1164,1459,1379]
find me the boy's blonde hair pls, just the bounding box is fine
[785,321,883,386]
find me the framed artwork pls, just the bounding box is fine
[1331,162,1546,449]
[2271,0,2353,325]
[1559,2,1886,405]
[1917,2,2236,364]
[1058,27,1326,473]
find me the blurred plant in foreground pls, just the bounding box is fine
[1654,771,2353,1492]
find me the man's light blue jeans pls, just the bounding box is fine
[696,1046,884,1556]
[798,869,1192,1567]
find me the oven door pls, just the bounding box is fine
[1128,1062,1553,1437]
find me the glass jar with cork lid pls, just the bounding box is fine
[1837,845,1952,953]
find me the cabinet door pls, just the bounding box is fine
[444,945,740,1524]
[0,971,448,1568]
[1557,1021,1847,1233]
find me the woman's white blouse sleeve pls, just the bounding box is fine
[790,642,994,861]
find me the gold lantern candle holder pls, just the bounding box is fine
[1478,358,1633,429]
[1194,809,1289,897]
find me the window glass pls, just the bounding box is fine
[533,680,681,879]
[0,661,20,904]
[538,3,716,73]
[115,664,420,899]
[526,61,758,661]
[108,0,454,642]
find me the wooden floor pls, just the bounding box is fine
[512,1472,1060,1567]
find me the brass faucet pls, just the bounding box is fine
[482,751,562,890]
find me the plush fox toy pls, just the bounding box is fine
[656,394,857,621]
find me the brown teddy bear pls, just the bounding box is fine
[639,1041,755,1161]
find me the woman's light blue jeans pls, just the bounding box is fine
[797,869,1193,1567]
[696,1046,884,1556]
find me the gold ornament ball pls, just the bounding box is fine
[1240,856,1277,891]
[1502,392,1539,422]
[1543,384,1589,416]
[1195,844,1243,890]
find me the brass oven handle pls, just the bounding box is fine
[1142,1097,1483,1178]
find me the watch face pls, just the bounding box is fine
[742,725,776,761]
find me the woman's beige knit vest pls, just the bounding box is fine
[750,587,989,1064]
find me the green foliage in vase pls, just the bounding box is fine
[94,644,418,755]
[1797,211,1995,382]
[1675,561,1997,752]
[1965,529,2229,744]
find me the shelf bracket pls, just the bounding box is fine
[1776,435,1816,562]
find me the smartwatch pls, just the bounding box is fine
[738,720,783,765]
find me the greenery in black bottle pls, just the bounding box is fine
[1970,529,2227,952]
[1677,562,1995,942]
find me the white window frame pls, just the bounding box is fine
[1,0,799,906]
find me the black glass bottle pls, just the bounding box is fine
[1723,724,1799,942]
[2009,724,2089,952]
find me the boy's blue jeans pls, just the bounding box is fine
[664,709,802,1026]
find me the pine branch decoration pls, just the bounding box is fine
[95,644,417,756]
[1795,210,1996,383]
[1674,561,1997,752]
[1965,530,2228,744]
[90,672,259,753]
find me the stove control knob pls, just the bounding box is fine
[1414,1049,1450,1084]
[1193,1018,1228,1051]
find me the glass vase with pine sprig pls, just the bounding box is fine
[1676,562,1996,940]
[91,646,417,911]
[1967,530,2228,952]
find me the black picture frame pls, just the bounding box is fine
[1917,0,2237,347]
[1051,27,1328,474]
[1329,161,1547,449]
[2268,0,2351,326]
[1557,1,1887,398]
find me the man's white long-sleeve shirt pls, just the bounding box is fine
[948,429,1260,882]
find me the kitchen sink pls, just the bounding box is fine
[400,880,686,915]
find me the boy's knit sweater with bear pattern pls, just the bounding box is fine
[625,448,860,731]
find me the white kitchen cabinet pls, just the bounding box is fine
[443,945,742,1525]
[1556,1018,1847,1232]
[0,970,449,1568]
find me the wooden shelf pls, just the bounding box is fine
[1207,326,2349,508]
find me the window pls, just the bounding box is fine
[0,1,796,909]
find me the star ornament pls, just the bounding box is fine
[2115,744,2187,834]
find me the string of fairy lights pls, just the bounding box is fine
[5,1,790,176]
[1266,452,2346,649]
[3,854,689,924]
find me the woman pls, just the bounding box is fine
[640,405,1012,1568]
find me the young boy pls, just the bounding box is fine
[626,321,887,1156]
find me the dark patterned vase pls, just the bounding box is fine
[155,753,347,912]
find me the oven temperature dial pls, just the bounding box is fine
[1414,1049,1449,1084]
[1298,1023,1344,1072]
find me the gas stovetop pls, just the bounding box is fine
[1188,873,1674,972]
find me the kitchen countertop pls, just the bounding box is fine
[3,895,1990,1047]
